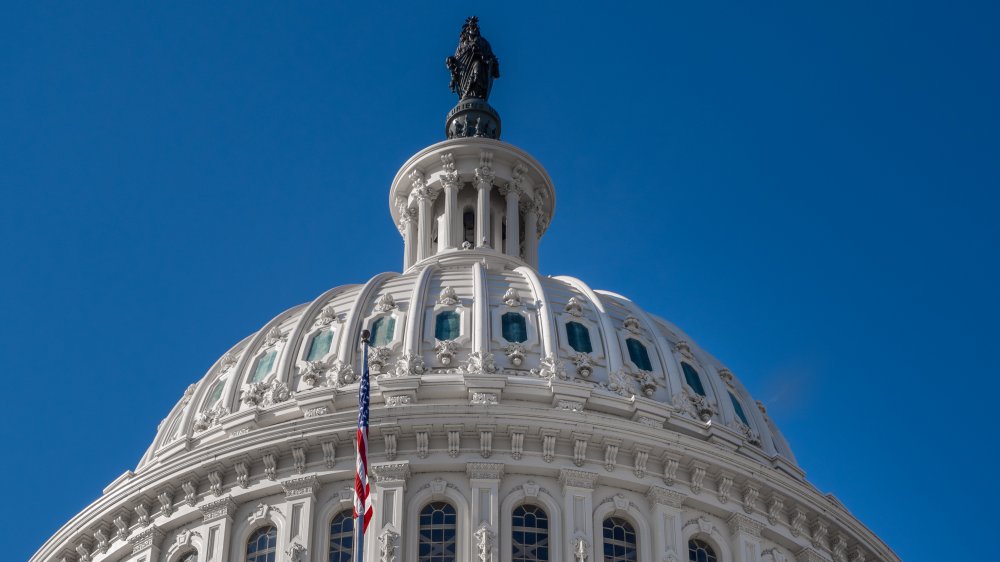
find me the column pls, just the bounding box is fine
[522,197,539,267]
[281,476,320,561]
[370,462,410,562]
[197,496,237,562]
[502,185,521,257]
[400,205,417,269]
[559,469,599,562]
[468,462,504,562]
[728,513,765,562]
[475,152,495,248]
[646,487,686,562]
[415,190,435,262]
[442,181,459,250]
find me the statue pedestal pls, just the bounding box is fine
[446,98,501,140]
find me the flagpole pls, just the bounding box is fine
[355,328,371,562]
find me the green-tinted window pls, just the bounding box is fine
[730,392,750,426]
[250,350,276,382]
[206,378,226,408]
[565,321,592,353]
[371,316,396,347]
[435,311,461,341]
[502,312,528,343]
[626,338,652,371]
[681,362,706,396]
[307,329,333,361]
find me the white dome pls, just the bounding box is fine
[140,251,797,475]
[32,25,899,562]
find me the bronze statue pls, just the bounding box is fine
[446,17,500,101]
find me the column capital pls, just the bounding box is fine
[371,461,411,488]
[129,525,165,555]
[646,486,686,509]
[728,512,764,538]
[467,462,505,480]
[475,151,495,187]
[281,474,321,499]
[199,496,237,523]
[559,468,599,490]
[440,152,461,188]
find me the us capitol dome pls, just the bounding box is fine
[33,17,899,562]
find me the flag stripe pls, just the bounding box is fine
[354,336,373,561]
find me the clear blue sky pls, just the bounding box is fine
[2,2,997,560]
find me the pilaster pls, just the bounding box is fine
[728,513,765,562]
[370,461,410,562]
[468,462,504,562]
[647,486,686,562]
[559,469,598,562]
[281,475,320,560]
[198,496,237,562]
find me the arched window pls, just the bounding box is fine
[371,316,396,347]
[329,510,354,562]
[249,350,277,383]
[602,517,637,562]
[307,329,334,361]
[626,338,652,371]
[566,321,593,353]
[681,362,706,396]
[463,209,476,245]
[688,539,717,562]
[435,311,461,341]
[512,504,549,561]
[246,526,277,562]
[729,392,750,426]
[418,501,457,562]
[502,312,528,343]
[179,552,198,562]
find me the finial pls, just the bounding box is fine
[361,329,371,344]
[444,16,502,140]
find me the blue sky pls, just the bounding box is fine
[2,2,997,560]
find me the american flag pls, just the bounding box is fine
[353,333,372,560]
